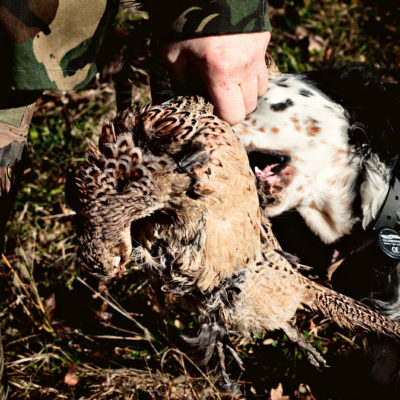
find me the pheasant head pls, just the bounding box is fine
[72,130,169,278]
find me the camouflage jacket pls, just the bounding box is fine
[0,0,271,92]
[145,0,271,39]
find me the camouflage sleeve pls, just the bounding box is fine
[0,0,119,91]
[145,0,272,39]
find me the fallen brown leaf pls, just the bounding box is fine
[270,383,290,400]
[44,293,56,317]
[64,363,79,386]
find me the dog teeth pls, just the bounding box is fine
[255,166,262,175]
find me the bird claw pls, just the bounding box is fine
[296,332,329,369]
[283,323,329,369]
[216,341,242,396]
[226,344,245,371]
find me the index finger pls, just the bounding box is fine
[205,80,246,125]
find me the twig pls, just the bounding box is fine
[41,211,76,220]
[2,253,55,334]
[76,277,153,343]
[92,335,144,341]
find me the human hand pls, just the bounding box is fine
[162,31,271,125]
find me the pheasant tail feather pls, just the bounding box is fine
[310,283,400,339]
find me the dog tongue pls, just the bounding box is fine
[254,164,279,180]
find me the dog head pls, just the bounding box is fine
[235,73,361,243]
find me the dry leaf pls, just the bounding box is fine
[270,383,290,400]
[327,258,345,281]
[295,383,317,400]
[64,363,79,386]
[295,26,309,40]
[44,293,56,317]
[308,35,327,53]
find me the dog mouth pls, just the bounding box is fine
[248,150,291,183]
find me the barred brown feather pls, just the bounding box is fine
[310,282,400,338]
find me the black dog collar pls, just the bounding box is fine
[374,176,400,230]
[340,165,400,280]
[372,161,400,264]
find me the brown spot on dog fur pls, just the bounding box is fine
[295,125,301,132]
[291,117,299,124]
[337,148,348,154]
[311,200,337,231]
[297,186,303,191]
[306,125,321,136]
[320,204,337,231]
[251,119,257,126]
[333,155,343,163]
[342,175,350,187]
[259,127,266,133]
[241,125,250,134]
[271,127,279,134]
[304,117,321,136]
[248,140,257,148]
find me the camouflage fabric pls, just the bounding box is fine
[0,0,271,92]
[0,100,36,400]
[0,0,119,91]
[146,0,272,39]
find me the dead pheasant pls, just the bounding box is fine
[71,96,400,385]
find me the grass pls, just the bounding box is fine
[1,1,399,399]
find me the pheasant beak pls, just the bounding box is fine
[109,228,132,278]
[111,256,128,278]
[113,256,121,268]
